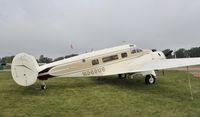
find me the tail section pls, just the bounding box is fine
[11,53,39,86]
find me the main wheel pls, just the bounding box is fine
[145,75,156,84]
[118,74,127,79]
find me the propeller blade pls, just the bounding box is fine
[164,50,173,57]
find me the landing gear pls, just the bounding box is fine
[145,75,156,84]
[118,74,127,79]
[41,82,47,90]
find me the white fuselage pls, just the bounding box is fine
[38,44,165,80]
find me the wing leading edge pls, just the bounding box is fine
[129,58,200,73]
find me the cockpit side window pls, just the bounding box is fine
[92,59,99,65]
[137,49,142,53]
[131,49,137,54]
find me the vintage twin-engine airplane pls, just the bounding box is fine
[11,44,200,89]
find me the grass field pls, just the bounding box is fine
[1,71,200,117]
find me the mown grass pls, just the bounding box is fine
[1,70,200,117]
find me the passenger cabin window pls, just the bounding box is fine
[102,55,119,63]
[131,49,142,54]
[121,53,128,58]
[92,59,99,65]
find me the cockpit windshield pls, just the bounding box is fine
[131,49,143,54]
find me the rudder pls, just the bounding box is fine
[11,53,39,86]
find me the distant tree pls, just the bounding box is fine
[65,54,78,59]
[0,58,2,68]
[39,55,52,63]
[188,47,200,57]
[175,48,188,58]
[54,57,64,62]
[39,55,44,63]
[1,56,14,63]
[0,59,3,69]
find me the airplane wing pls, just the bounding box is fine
[129,58,200,73]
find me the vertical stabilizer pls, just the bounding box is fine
[11,53,38,86]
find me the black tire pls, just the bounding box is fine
[145,75,156,84]
[118,74,127,79]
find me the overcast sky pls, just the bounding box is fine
[0,0,200,58]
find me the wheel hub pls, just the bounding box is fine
[149,77,154,84]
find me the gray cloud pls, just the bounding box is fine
[0,0,200,58]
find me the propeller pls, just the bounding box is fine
[164,50,173,58]
[162,49,173,76]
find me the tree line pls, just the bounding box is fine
[37,54,78,63]
[1,46,200,64]
[163,47,200,58]
[0,54,78,64]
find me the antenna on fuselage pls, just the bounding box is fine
[122,41,126,44]
[121,41,130,45]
